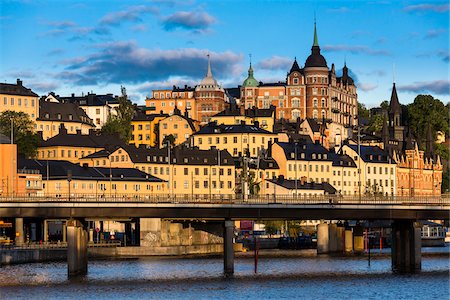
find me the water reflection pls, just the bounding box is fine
[0,254,448,299]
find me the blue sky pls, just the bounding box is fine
[0,0,448,107]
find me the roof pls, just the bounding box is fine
[0,79,38,97]
[345,144,394,163]
[330,153,357,167]
[275,141,331,161]
[268,178,337,194]
[289,58,302,74]
[389,83,402,115]
[224,88,240,99]
[160,113,197,131]
[194,122,273,135]
[59,93,119,106]
[132,112,168,122]
[213,106,275,118]
[124,145,235,166]
[258,82,286,87]
[38,100,94,125]
[304,23,327,68]
[242,63,259,87]
[305,118,321,132]
[38,127,124,148]
[17,158,165,182]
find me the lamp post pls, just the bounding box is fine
[357,125,362,203]
[167,141,171,199]
[294,143,298,198]
[67,170,72,201]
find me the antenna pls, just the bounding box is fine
[249,53,252,64]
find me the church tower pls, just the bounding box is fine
[388,83,405,142]
[241,57,259,109]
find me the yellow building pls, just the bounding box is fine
[210,105,276,132]
[191,122,277,157]
[340,144,397,196]
[0,79,39,121]
[37,98,95,140]
[145,86,196,119]
[36,125,123,163]
[18,159,167,197]
[159,108,200,147]
[130,112,167,147]
[79,145,236,195]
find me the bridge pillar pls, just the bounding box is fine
[353,224,364,253]
[223,219,234,276]
[336,224,344,252]
[328,223,338,252]
[317,222,329,254]
[67,219,88,277]
[391,220,421,273]
[15,218,24,245]
[344,228,353,253]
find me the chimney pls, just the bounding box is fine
[240,120,246,125]
[300,176,307,185]
[278,175,284,183]
[71,93,75,98]
[76,129,82,135]
[17,78,23,86]
[254,121,259,128]
[59,123,67,135]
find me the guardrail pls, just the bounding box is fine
[0,194,449,206]
[0,241,122,250]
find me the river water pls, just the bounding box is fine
[0,251,449,299]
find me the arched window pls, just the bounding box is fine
[313,99,318,108]
[321,99,326,107]
[321,110,326,119]
[313,110,318,119]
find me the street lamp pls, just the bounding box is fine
[67,169,72,201]
[294,143,298,198]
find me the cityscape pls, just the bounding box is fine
[0,1,449,299]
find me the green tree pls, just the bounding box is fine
[0,111,38,157]
[380,100,389,111]
[358,103,370,119]
[407,95,449,145]
[101,88,135,143]
[366,114,384,134]
[162,134,176,148]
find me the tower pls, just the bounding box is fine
[388,83,405,142]
[195,54,225,124]
[241,56,259,109]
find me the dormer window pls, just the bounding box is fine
[147,156,151,162]
[184,158,188,163]
[312,153,316,159]
[57,113,61,119]
[291,153,295,159]
[68,114,73,120]
[204,158,207,163]
[323,154,327,159]
[301,153,305,159]
[45,113,49,119]
[318,154,322,159]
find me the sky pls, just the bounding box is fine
[0,0,449,108]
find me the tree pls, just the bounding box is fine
[0,111,38,157]
[407,95,449,146]
[358,103,370,119]
[162,134,176,148]
[380,100,389,111]
[101,88,135,143]
[366,114,384,134]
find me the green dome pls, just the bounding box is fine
[242,64,259,87]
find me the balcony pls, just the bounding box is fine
[332,108,340,113]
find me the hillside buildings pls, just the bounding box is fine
[0,79,39,121]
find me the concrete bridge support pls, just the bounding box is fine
[67,219,88,277]
[317,222,329,254]
[391,220,421,273]
[344,228,353,253]
[223,219,234,276]
[15,218,24,245]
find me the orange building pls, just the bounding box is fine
[0,134,17,196]
[393,143,442,196]
[145,86,196,119]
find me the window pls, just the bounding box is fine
[198,138,202,144]
[96,108,100,114]
[292,99,300,108]
[184,168,188,175]
[233,137,238,143]
[204,168,208,176]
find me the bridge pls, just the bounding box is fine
[1,194,449,277]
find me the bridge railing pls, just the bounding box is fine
[0,193,448,206]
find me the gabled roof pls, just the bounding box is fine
[132,112,168,121]
[275,141,331,161]
[124,145,235,166]
[345,144,394,163]
[0,79,38,97]
[38,100,94,125]
[289,58,302,74]
[60,93,119,106]
[38,127,123,148]
[268,178,337,194]
[17,158,165,182]
[195,122,273,135]
[330,153,357,168]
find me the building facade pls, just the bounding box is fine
[0,79,39,121]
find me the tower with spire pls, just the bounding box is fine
[388,82,405,142]
[241,55,259,109]
[195,54,225,124]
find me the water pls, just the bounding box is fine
[0,253,449,299]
